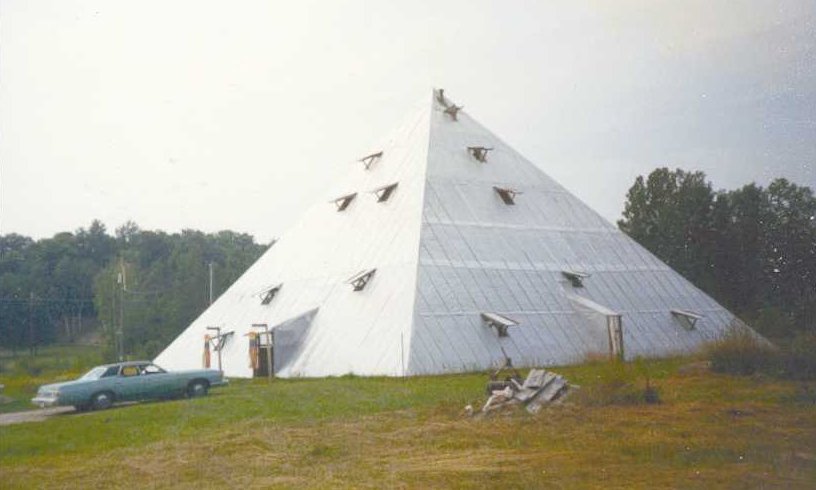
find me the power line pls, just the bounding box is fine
[0,297,95,304]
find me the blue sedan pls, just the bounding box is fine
[32,361,227,411]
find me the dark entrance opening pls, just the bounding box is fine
[253,345,274,377]
[248,329,274,378]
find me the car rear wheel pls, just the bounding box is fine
[187,380,209,398]
[91,391,114,411]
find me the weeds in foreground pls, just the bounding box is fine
[572,356,661,406]
[0,345,103,413]
[705,330,816,380]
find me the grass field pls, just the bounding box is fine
[0,345,104,414]
[1,353,815,488]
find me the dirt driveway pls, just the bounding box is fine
[0,406,76,426]
[0,401,140,426]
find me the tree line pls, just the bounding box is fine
[0,221,268,358]
[619,169,815,338]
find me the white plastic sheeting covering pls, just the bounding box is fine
[154,89,752,378]
[272,308,319,374]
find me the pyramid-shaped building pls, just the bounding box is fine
[155,89,749,378]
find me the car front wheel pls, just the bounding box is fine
[187,380,209,398]
[91,391,114,411]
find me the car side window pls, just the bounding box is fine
[120,366,140,377]
[102,366,119,378]
[142,364,165,375]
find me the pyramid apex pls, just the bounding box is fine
[433,87,447,107]
[433,87,463,121]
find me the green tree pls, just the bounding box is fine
[620,170,816,338]
[0,235,35,351]
[0,222,114,350]
[92,224,268,359]
[762,179,816,331]
[709,184,766,315]
[618,168,716,290]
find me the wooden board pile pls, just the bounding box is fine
[480,369,571,415]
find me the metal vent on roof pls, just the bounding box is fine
[347,269,376,291]
[260,284,282,305]
[359,151,383,170]
[671,309,703,330]
[481,312,519,338]
[372,182,398,202]
[562,270,590,288]
[467,146,493,162]
[444,105,462,121]
[493,186,520,205]
[332,192,357,212]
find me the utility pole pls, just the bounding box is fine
[117,258,127,361]
[111,272,117,361]
[28,292,34,357]
[209,262,214,305]
[117,270,123,361]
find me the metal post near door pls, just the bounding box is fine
[206,326,222,372]
[266,329,272,382]
[208,262,214,305]
[607,315,624,361]
[251,324,272,382]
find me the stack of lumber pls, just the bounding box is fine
[480,369,571,415]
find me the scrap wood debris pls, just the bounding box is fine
[477,368,573,415]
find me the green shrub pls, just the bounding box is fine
[705,330,776,376]
[705,330,816,380]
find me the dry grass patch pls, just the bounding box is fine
[2,362,814,489]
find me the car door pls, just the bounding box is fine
[91,365,122,399]
[140,364,173,398]
[114,365,144,401]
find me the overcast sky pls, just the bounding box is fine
[2,0,814,242]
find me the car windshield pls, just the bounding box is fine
[79,367,107,380]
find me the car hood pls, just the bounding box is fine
[38,379,95,392]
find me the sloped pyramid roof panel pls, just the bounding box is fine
[155,89,750,378]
